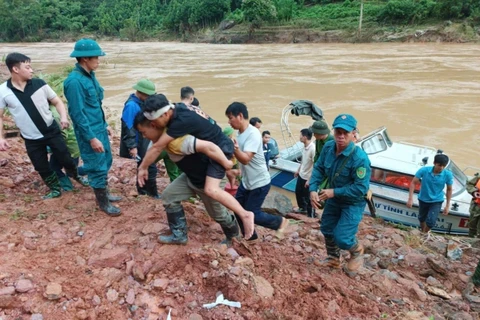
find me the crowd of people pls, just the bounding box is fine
[1,38,480,279]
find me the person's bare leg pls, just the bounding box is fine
[204,176,254,239]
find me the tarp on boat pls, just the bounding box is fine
[289,100,324,121]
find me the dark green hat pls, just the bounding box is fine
[223,126,234,136]
[133,79,156,95]
[310,120,330,135]
[70,38,106,58]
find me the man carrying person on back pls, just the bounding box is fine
[0,52,87,199]
[407,153,453,233]
[226,102,289,242]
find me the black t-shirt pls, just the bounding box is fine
[166,103,233,157]
[176,153,210,188]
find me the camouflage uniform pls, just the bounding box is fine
[466,174,480,238]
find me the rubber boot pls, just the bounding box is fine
[42,173,62,199]
[58,176,74,191]
[317,237,341,268]
[93,188,121,217]
[107,188,122,202]
[65,167,89,187]
[158,209,188,245]
[344,243,364,275]
[220,219,241,247]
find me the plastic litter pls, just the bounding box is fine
[167,308,171,320]
[202,293,241,309]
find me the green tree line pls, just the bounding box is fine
[0,0,478,41]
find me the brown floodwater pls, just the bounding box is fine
[2,41,479,171]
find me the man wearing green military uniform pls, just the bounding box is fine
[466,173,480,238]
[64,38,122,216]
[310,120,333,164]
[309,114,370,276]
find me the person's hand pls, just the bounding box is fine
[406,198,413,208]
[318,189,334,201]
[60,117,70,129]
[305,180,309,188]
[137,166,148,187]
[0,138,11,151]
[90,138,104,153]
[232,139,239,151]
[442,207,449,216]
[129,148,138,159]
[310,191,321,209]
[107,126,114,137]
[294,171,299,178]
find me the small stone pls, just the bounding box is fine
[152,278,169,290]
[106,288,119,302]
[92,295,101,305]
[446,240,463,260]
[0,286,15,296]
[426,276,443,288]
[229,266,242,276]
[44,282,62,300]
[242,278,249,285]
[22,231,37,238]
[15,279,34,293]
[189,314,203,320]
[76,256,86,266]
[30,314,43,320]
[76,310,88,320]
[132,264,145,281]
[227,248,239,260]
[23,238,37,250]
[126,289,135,305]
[202,272,209,278]
[210,260,219,268]
[253,276,274,298]
[141,223,165,235]
[234,257,254,267]
[293,245,302,252]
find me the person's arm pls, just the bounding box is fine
[50,96,69,129]
[407,176,421,208]
[466,175,479,195]
[64,79,98,144]
[443,184,452,215]
[0,108,11,151]
[196,139,233,170]
[233,138,255,165]
[138,133,173,187]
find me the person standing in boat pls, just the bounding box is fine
[406,154,453,233]
[226,102,289,242]
[310,120,333,164]
[294,128,316,217]
[309,114,370,275]
[466,173,480,238]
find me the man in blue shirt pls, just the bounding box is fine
[309,114,370,275]
[407,154,453,233]
[262,130,271,169]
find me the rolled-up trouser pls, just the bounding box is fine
[161,173,236,229]
[469,201,480,237]
[320,199,365,250]
[24,130,77,182]
[77,130,112,189]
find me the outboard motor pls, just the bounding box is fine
[268,137,280,160]
[422,157,428,165]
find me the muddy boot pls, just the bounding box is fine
[42,173,62,199]
[318,237,341,269]
[59,176,74,191]
[66,167,89,187]
[93,188,121,217]
[344,243,364,276]
[158,209,188,245]
[107,188,122,202]
[220,219,241,247]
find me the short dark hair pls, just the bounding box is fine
[250,117,262,126]
[133,111,150,129]
[5,52,30,72]
[300,128,313,140]
[262,130,270,137]
[434,154,449,166]
[192,97,200,107]
[181,86,195,100]
[143,94,170,112]
[225,102,248,119]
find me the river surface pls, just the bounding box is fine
[2,42,479,170]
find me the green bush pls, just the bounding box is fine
[242,0,278,24]
[274,0,297,21]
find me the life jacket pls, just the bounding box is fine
[475,179,480,205]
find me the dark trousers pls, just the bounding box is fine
[24,132,77,181]
[50,156,84,177]
[235,182,282,237]
[295,176,314,217]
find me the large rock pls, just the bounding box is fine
[253,276,274,298]
[88,247,130,268]
[218,20,235,31]
[262,190,293,216]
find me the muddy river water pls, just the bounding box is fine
[2,42,479,170]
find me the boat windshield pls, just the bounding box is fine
[361,133,390,155]
[447,161,467,194]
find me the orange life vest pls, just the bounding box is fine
[475,179,480,205]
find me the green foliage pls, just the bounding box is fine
[435,0,480,19]
[274,0,297,21]
[242,0,277,24]
[377,0,436,24]
[225,8,245,23]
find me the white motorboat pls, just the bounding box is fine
[270,100,476,235]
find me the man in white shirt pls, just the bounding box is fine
[225,102,288,241]
[294,128,316,217]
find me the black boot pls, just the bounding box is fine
[158,209,188,245]
[42,173,62,199]
[65,167,89,187]
[220,219,241,247]
[93,188,121,217]
[145,180,161,199]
